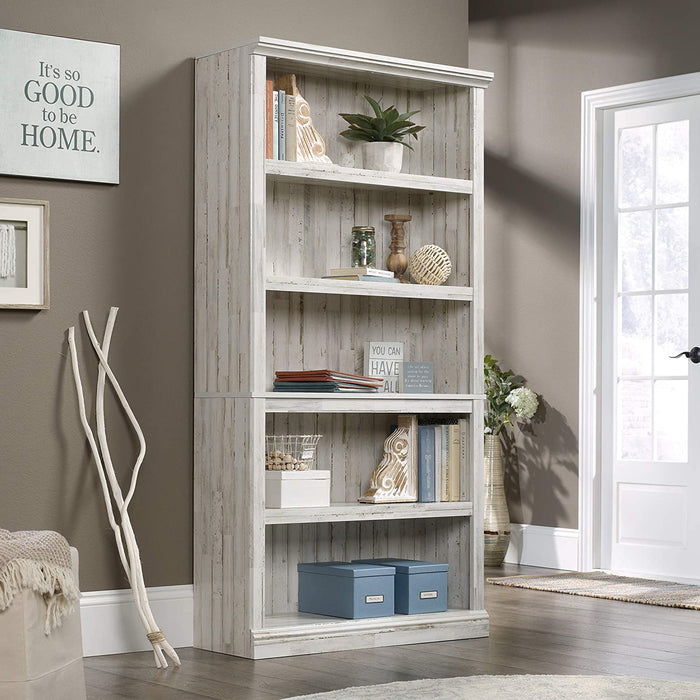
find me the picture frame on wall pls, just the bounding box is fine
[0,29,120,184]
[0,198,49,309]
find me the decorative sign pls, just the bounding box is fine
[364,340,404,393]
[0,29,119,183]
[398,361,434,393]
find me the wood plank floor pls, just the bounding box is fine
[84,564,700,698]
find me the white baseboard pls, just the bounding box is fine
[80,584,193,657]
[504,524,579,570]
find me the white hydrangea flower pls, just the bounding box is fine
[505,386,539,420]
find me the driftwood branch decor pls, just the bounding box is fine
[67,307,180,669]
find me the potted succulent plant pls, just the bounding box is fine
[339,95,425,173]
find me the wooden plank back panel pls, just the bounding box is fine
[264,517,470,615]
[266,293,468,393]
[266,188,468,284]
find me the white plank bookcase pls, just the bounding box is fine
[194,37,492,659]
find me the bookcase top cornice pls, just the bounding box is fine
[199,36,493,89]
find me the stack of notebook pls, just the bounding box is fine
[273,369,384,393]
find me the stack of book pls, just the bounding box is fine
[323,267,399,283]
[266,79,297,161]
[273,369,384,393]
[416,419,466,502]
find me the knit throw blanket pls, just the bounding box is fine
[0,529,80,633]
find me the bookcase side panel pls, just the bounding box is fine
[468,87,485,610]
[195,47,264,395]
[195,397,265,656]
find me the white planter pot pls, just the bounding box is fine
[362,141,404,173]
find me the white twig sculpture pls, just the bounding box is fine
[67,307,180,669]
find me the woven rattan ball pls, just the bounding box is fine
[409,244,452,285]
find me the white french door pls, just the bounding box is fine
[601,95,700,580]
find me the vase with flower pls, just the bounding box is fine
[483,354,539,566]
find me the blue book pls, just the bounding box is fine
[272,90,279,159]
[417,425,436,503]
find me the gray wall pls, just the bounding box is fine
[469,0,700,528]
[0,1,469,591]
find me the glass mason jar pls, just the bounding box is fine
[351,226,376,268]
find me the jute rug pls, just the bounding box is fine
[488,571,700,609]
[286,675,700,699]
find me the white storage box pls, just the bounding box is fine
[0,547,86,700]
[265,470,331,508]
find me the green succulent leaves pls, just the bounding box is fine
[339,95,426,150]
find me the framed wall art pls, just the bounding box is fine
[0,198,49,309]
[0,29,120,184]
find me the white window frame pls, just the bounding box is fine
[579,72,700,570]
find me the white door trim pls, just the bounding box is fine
[579,71,700,571]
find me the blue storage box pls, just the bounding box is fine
[297,561,395,619]
[352,558,448,614]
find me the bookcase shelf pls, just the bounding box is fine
[266,159,473,194]
[266,275,474,301]
[252,608,489,659]
[265,500,473,525]
[195,36,492,660]
[263,393,478,413]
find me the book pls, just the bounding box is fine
[274,369,383,387]
[398,362,434,393]
[278,89,286,161]
[322,275,400,283]
[440,425,450,502]
[285,93,297,161]
[448,423,461,502]
[417,425,436,503]
[330,267,394,278]
[433,426,443,502]
[265,80,274,159]
[272,90,279,160]
[273,382,378,392]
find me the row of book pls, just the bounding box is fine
[417,419,466,503]
[273,369,383,393]
[322,267,399,283]
[266,80,297,161]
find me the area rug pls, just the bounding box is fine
[487,571,700,609]
[286,675,700,699]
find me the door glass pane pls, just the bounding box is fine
[618,380,652,460]
[656,120,689,205]
[654,380,688,462]
[619,211,652,292]
[656,207,689,290]
[619,125,654,208]
[618,295,652,375]
[654,294,688,376]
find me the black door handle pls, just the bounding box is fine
[670,347,700,363]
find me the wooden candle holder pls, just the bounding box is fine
[384,214,412,283]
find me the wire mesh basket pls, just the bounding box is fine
[265,434,322,470]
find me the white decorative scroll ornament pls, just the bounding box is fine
[0,223,16,278]
[275,74,331,163]
[359,426,417,503]
[67,307,181,669]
